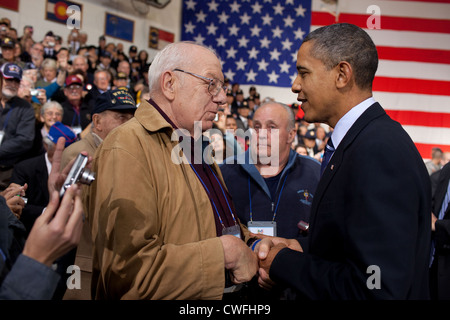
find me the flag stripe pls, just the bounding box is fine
[403,125,450,146]
[311,12,450,34]
[385,110,450,128]
[415,144,450,159]
[374,92,450,113]
[373,76,450,95]
[377,60,450,81]
[377,46,450,64]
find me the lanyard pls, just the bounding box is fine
[71,106,81,127]
[189,162,238,229]
[248,171,289,222]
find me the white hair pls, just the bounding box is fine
[147,41,219,96]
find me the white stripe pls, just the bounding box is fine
[402,125,450,145]
[321,0,450,20]
[374,92,450,113]
[376,60,450,81]
[367,29,450,51]
[310,26,450,51]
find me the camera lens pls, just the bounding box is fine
[79,169,95,185]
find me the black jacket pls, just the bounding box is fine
[270,103,431,299]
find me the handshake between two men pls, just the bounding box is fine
[219,234,302,290]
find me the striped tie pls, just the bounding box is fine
[320,138,335,176]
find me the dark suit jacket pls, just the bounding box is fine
[10,154,49,235]
[430,162,450,300]
[270,103,431,299]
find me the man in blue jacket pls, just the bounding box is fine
[220,101,320,299]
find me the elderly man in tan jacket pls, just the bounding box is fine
[84,42,258,300]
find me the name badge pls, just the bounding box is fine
[222,224,241,238]
[0,130,4,145]
[247,221,277,237]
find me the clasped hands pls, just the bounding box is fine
[221,234,302,290]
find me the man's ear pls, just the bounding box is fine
[161,71,176,101]
[287,128,296,145]
[92,113,101,131]
[335,61,353,89]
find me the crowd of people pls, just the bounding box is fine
[0,16,449,302]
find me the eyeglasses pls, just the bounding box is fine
[173,68,227,97]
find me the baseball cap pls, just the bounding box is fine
[65,74,83,87]
[1,63,22,81]
[0,37,15,48]
[93,89,137,115]
[47,122,77,147]
[129,45,137,52]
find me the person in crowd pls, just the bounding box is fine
[11,121,76,235]
[426,147,444,176]
[294,143,308,157]
[255,23,431,300]
[220,101,320,299]
[235,101,251,132]
[84,41,258,300]
[61,89,136,300]
[61,73,91,135]
[35,100,64,149]
[35,58,58,88]
[302,129,319,158]
[0,37,23,67]
[429,161,450,300]
[71,54,94,87]
[0,136,85,300]
[41,31,57,60]
[0,63,35,190]
[85,69,111,110]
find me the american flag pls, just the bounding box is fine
[181,0,450,159]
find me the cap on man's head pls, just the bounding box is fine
[101,51,112,59]
[47,122,77,147]
[129,45,137,53]
[65,74,83,87]
[1,63,22,81]
[0,37,15,48]
[93,89,137,115]
[303,130,316,140]
[115,72,127,80]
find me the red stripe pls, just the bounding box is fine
[311,12,450,34]
[385,110,450,128]
[373,76,450,95]
[377,46,450,64]
[415,143,450,159]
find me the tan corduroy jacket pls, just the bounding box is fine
[84,99,249,300]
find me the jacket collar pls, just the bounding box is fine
[237,148,298,198]
[135,99,174,134]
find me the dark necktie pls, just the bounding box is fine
[320,138,335,176]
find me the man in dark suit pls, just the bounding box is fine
[255,23,431,299]
[429,162,450,300]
